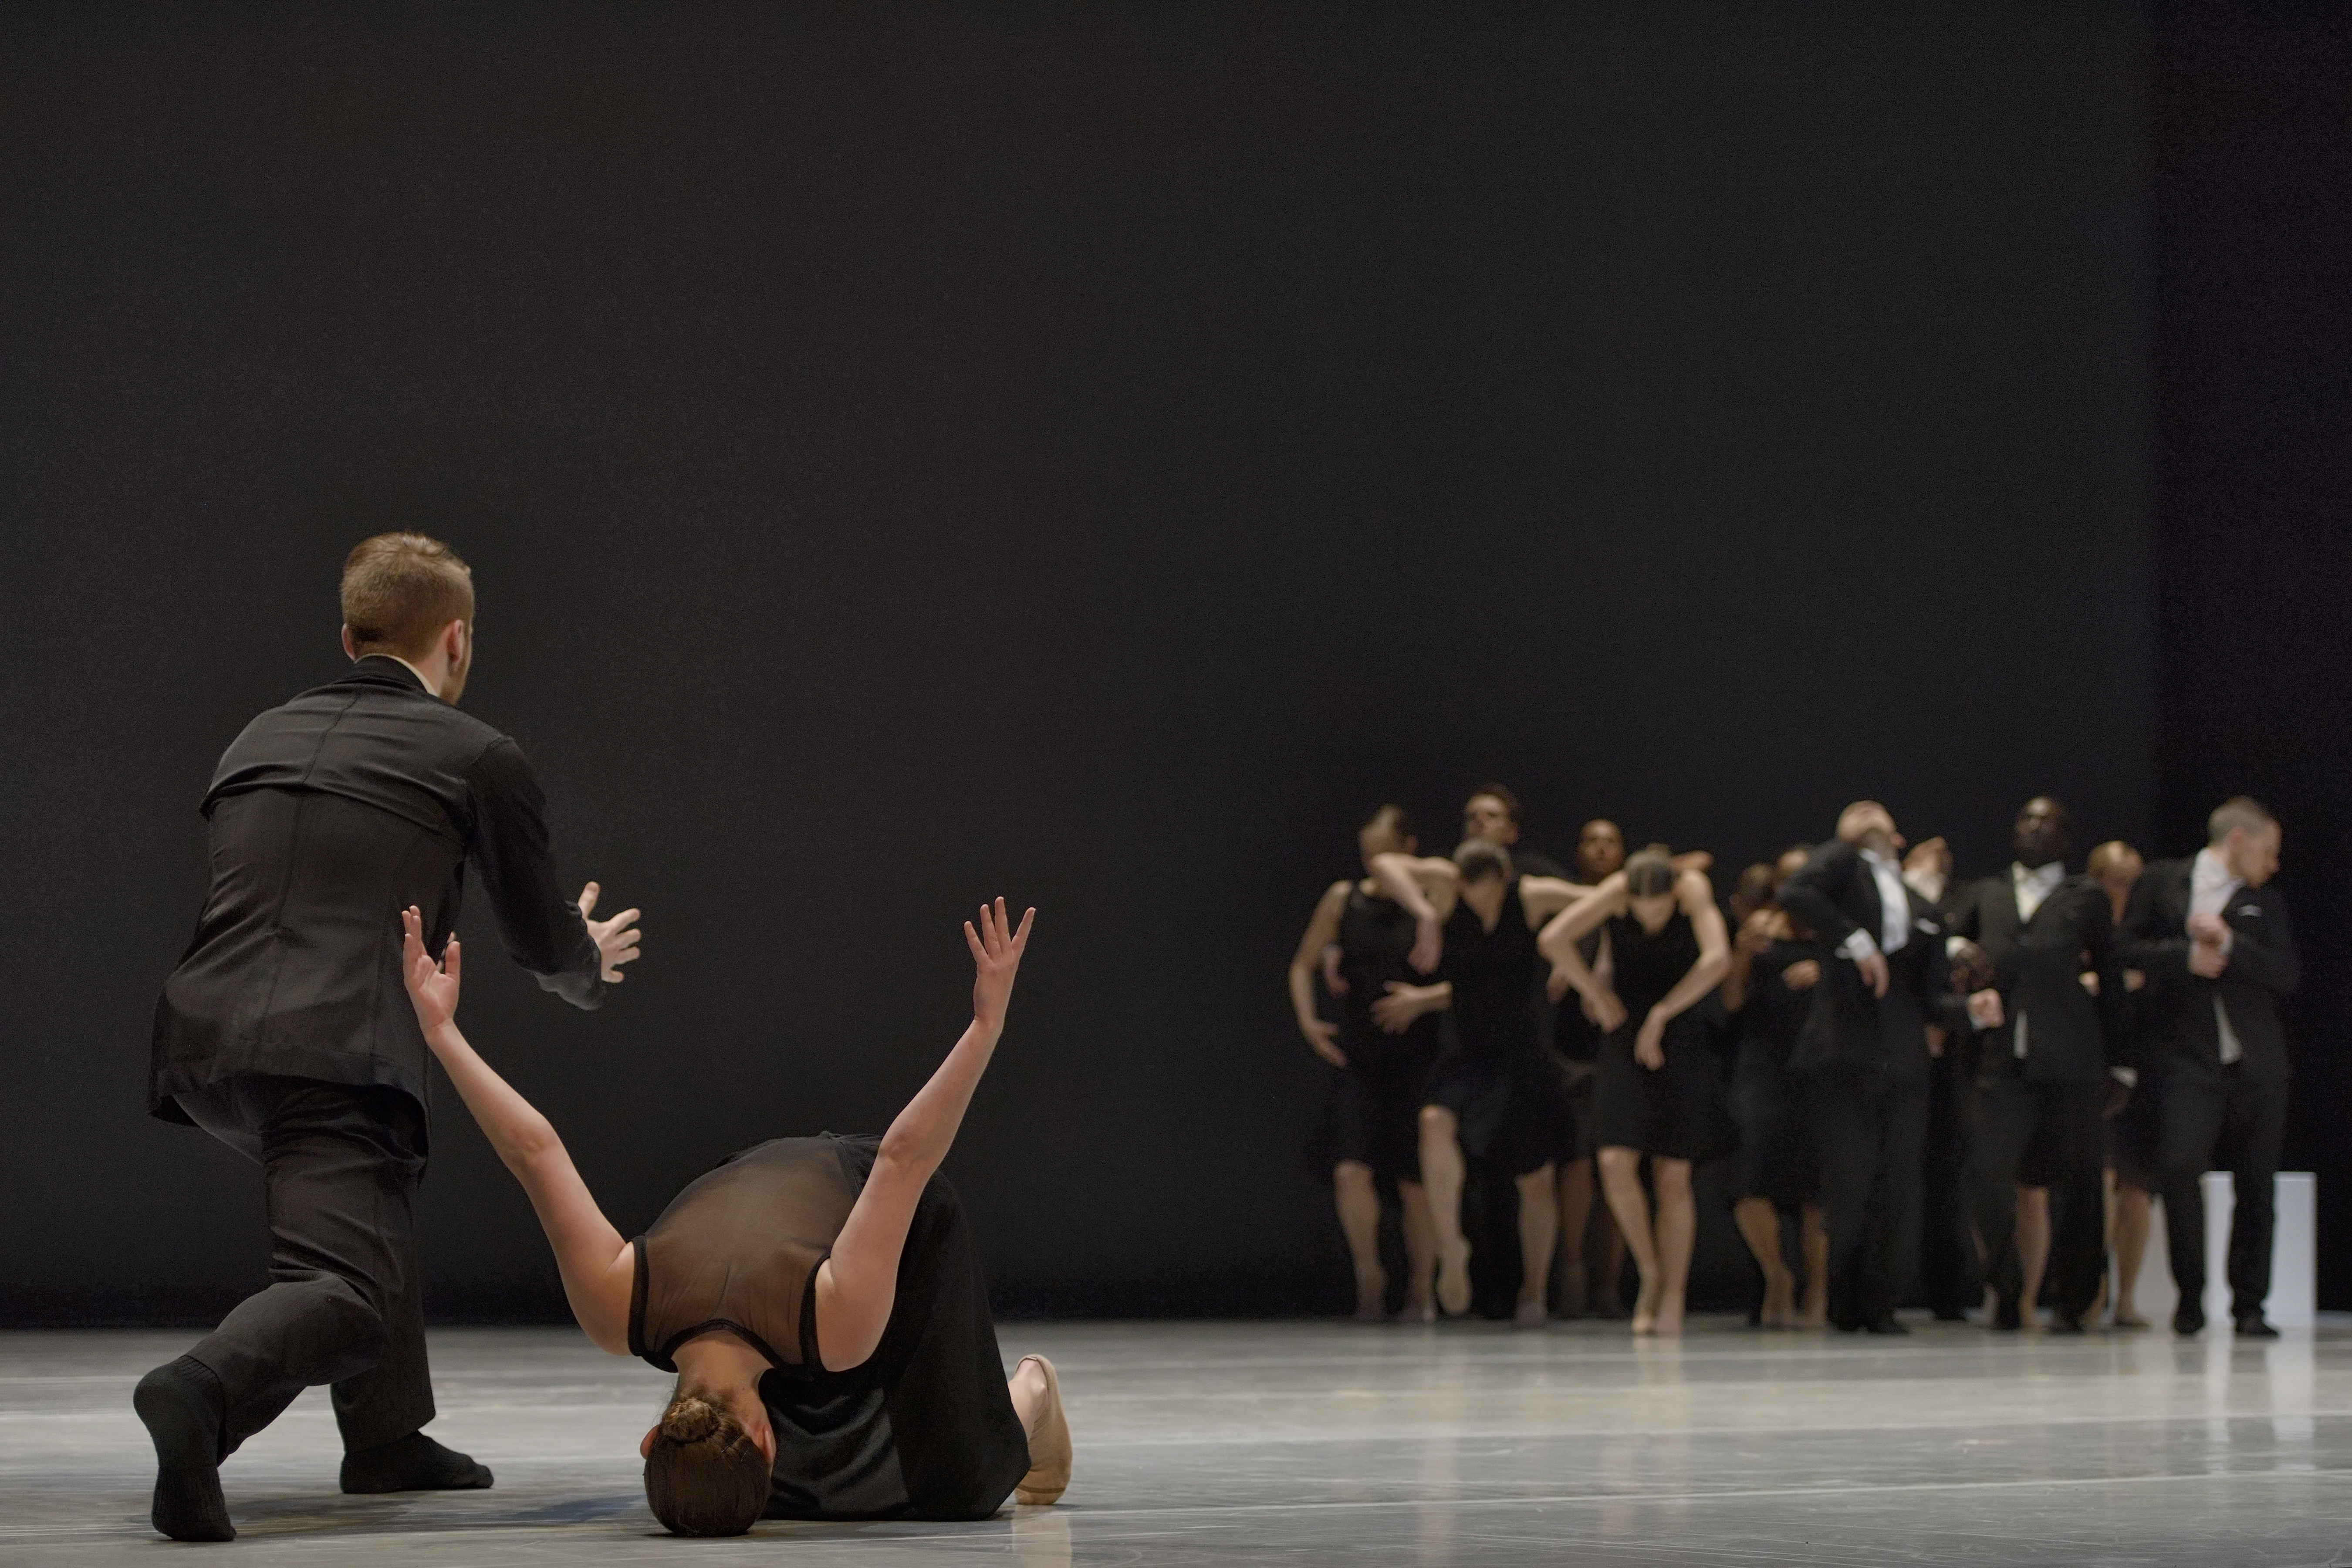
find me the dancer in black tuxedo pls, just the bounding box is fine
[134,534,643,1541]
[2118,798,2297,1338]
[1778,802,1981,1334]
[1946,798,2129,1332]
[1899,835,1983,1323]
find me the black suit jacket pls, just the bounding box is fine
[2116,856,2297,1083]
[1778,838,1968,1082]
[150,659,604,1125]
[1948,869,2126,1086]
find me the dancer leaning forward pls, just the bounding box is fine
[395,896,1070,1535]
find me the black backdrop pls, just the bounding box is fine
[0,2,2325,1325]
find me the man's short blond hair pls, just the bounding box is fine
[2206,796,2277,846]
[341,534,473,659]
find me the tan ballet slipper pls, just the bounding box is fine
[1013,1356,1071,1506]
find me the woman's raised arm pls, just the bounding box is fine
[400,907,635,1353]
[816,899,1034,1373]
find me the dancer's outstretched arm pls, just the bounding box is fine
[816,898,1035,1373]
[399,907,635,1353]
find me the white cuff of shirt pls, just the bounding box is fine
[2217,926,2235,955]
[2110,1066,2139,1089]
[1840,930,1880,963]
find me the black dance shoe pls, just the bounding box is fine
[2173,1303,2206,1336]
[2234,1314,2281,1340]
[134,1357,233,1542]
[1862,1314,1910,1336]
[340,1432,494,1494]
[1991,1295,2023,1331]
[2047,1311,2088,1335]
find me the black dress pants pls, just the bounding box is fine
[1808,1069,1927,1329]
[1919,1044,1981,1317]
[2160,1063,2288,1321]
[1972,1076,2106,1320]
[176,1074,434,1457]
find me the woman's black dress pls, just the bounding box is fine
[629,1135,1029,1521]
[1328,885,1446,1181]
[1730,939,1823,1205]
[1424,881,1576,1176]
[1593,909,1734,1162]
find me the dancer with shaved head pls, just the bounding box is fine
[1778,803,1979,1335]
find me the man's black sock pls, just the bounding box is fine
[133,1357,233,1543]
[340,1431,493,1494]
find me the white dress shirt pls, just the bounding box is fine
[1839,846,1913,961]
[2190,846,2244,1064]
[2012,860,2065,924]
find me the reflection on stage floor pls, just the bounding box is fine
[3,1317,2347,1565]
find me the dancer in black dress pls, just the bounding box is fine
[1368,841,1583,1324]
[1720,846,1829,1328]
[1550,818,1631,1317]
[395,899,1065,1536]
[1288,804,1443,1320]
[2088,839,2156,1328]
[1540,850,1730,1335]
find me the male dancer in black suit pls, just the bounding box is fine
[1946,798,2128,1333]
[1779,802,1984,1334]
[2118,798,2296,1338]
[1899,834,1983,1323]
[135,534,644,1540]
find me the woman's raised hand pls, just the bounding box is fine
[966,896,1036,1034]
[400,906,461,1033]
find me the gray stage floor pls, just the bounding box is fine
[3,1318,2348,1565]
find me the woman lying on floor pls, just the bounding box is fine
[395,898,1068,1537]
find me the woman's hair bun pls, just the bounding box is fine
[661,1394,725,1445]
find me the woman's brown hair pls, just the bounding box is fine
[644,1389,768,1537]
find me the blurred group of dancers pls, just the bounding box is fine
[1287,785,2296,1339]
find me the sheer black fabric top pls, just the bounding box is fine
[1608,909,1701,1020]
[630,1137,860,1375]
[1335,886,1446,1057]
[1439,880,1543,1056]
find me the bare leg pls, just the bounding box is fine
[1555,1158,1595,1316]
[1332,1161,1386,1320]
[1419,1107,1473,1316]
[1594,1202,1629,1317]
[1733,1196,1794,1328]
[1798,1204,1830,1327]
[1398,1181,1438,1322]
[2113,1182,2153,1326]
[2016,1185,2051,1328]
[1653,1159,1696,1336]
[1597,1147,1660,1333]
[1514,1166,1558,1327]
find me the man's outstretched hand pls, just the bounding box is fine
[400,906,461,1033]
[966,897,1037,1035]
[578,881,643,983]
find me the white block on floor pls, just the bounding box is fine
[2112,1173,2315,1326]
